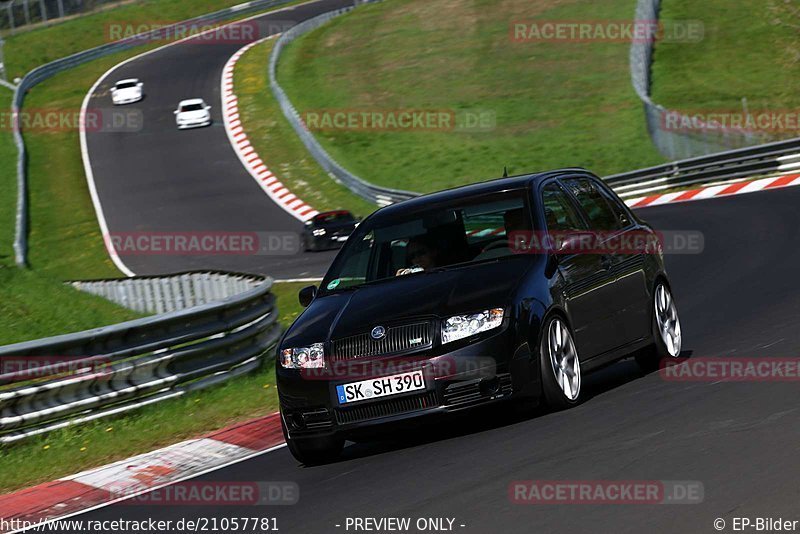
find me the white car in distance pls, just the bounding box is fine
[111,79,144,105]
[174,99,212,129]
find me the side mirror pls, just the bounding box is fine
[298,285,317,308]
[137,82,143,87]
[173,109,179,114]
[205,105,211,111]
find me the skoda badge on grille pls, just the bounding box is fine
[371,326,386,340]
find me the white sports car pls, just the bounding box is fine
[174,99,212,129]
[111,79,143,105]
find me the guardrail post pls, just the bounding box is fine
[1,273,279,443]
[0,37,6,81]
[6,1,15,33]
[56,0,63,18]
[38,0,45,22]
[21,0,29,25]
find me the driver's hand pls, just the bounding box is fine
[396,266,424,276]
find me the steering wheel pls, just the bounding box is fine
[479,238,508,254]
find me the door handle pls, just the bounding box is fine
[601,255,613,270]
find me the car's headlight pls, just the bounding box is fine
[441,308,504,344]
[280,343,325,369]
[312,228,326,236]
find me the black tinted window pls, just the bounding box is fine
[563,178,623,231]
[542,182,587,232]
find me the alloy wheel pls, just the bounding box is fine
[655,284,682,357]
[547,318,581,401]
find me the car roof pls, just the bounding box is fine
[178,98,205,106]
[374,168,593,217]
[115,78,139,85]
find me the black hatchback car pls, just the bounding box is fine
[277,169,682,464]
[302,210,359,251]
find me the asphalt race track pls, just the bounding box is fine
[61,186,800,533]
[84,0,353,279]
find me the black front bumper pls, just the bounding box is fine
[277,329,534,441]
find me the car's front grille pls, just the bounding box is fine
[330,321,433,362]
[335,391,438,425]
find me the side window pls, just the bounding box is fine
[541,182,587,232]
[563,178,623,231]
[595,181,632,228]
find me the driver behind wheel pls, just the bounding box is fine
[396,235,441,275]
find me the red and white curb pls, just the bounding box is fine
[221,37,318,222]
[0,414,284,532]
[624,173,800,209]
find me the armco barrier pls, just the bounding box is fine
[268,3,418,207]
[630,0,771,159]
[605,137,800,199]
[11,0,298,268]
[0,272,280,444]
[269,1,800,204]
[69,271,266,314]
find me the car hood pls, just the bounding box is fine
[114,87,141,99]
[178,110,209,120]
[283,258,534,346]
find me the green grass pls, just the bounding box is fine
[22,50,146,279]
[0,281,307,493]
[0,0,314,494]
[651,0,800,112]
[276,0,666,194]
[271,280,310,327]
[235,38,376,217]
[0,91,14,266]
[0,268,146,345]
[0,362,280,493]
[0,78,142,343]
[2,0,301,80]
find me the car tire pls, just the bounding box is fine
[539,315,582,410]
[281,413,344,465]
[635,281,683,372]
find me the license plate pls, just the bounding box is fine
[336,370,425,405]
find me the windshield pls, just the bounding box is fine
[116,81,137,89]
[181,103,205,112]
[321,190,533,292]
